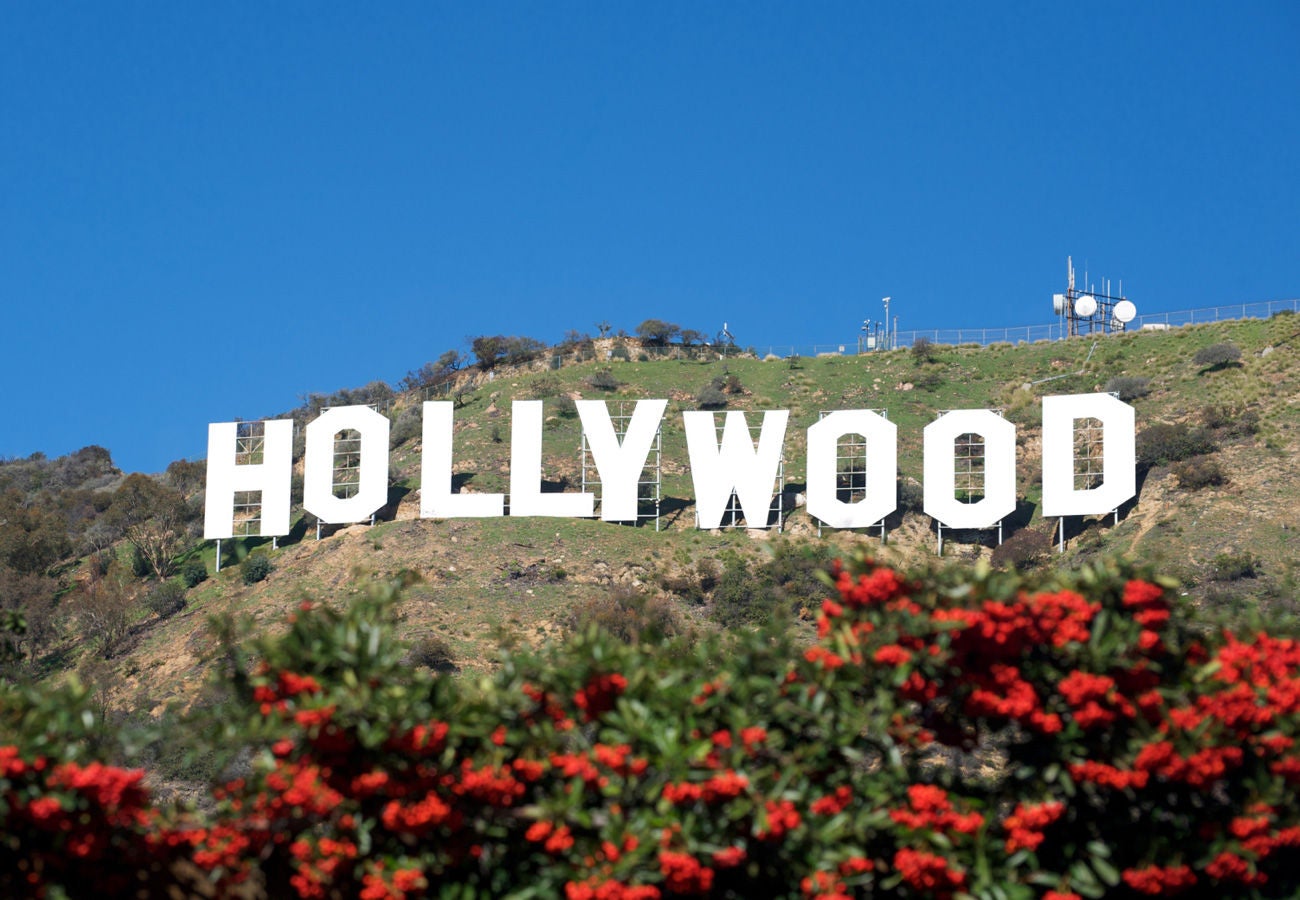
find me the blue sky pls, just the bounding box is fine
[3,3,1297,474]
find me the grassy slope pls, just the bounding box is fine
[55,313,1300,723]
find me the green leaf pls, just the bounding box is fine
[1086,840,1110,859]
[1091,856,1120,886]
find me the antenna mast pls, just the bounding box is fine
[1055,256,1136,337]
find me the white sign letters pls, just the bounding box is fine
[202,393,1136,539]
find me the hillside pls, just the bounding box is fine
[4,312,1300,770]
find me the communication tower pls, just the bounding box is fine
[1053,257,1137,337]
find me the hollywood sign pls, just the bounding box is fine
[202,393,1135,539]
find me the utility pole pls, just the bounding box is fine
[882,297,891,350]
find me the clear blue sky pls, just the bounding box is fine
[3,3,1297,473]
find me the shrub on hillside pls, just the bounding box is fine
[565,584,686,644]
[1173,455,1227,490]
[181,557,208,588]
[241,553,273,585]
[144,579,186,618]
[1104,375,1151,401]
[130,545,152,578]
[658,559,719,605]
[1202,404,1260,437]
[451,384,474,409]
[990,526,1054,571]
[529,374,562,399]
[406,633,458,673]
[588,368,620,392]
[765,541,836,614]
[1193,342,1242,369]
[910,336,938,364]
[709,557,779,627]
[1211,551,1261,581]
[897,479,924,515]
[389,405,422,449]
[1136,422,1217,467]
[91,548,115,577]
[553,396,578,419]
[697,380,728,410]
[914,369,944,391]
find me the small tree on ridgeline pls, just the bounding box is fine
[399,350,466,392]
[636,319,681,346]
[470,335,507,370]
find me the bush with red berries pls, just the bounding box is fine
[3,554,1299,898]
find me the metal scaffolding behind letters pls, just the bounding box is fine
[579,403,664,530]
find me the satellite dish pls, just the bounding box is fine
[1113,299,1137,323]
[1052,294,1066,314]
[1074,295,1097,317]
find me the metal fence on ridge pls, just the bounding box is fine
[759,298,1300,358]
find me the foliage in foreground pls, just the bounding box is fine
[3,556,1300,899]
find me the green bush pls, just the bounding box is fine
[914,370,944,392]
[530,374,562,399]
[696,381,728,410]
[990,526,1054,571]
[91,548,115,577]
[1193,342,1242,369]
[144,579,186,618]
[658,559,718,605]
[130,545,153,578]
[1104,375,1151,401]
[1211,551,1261,581]
[406,633,459,673]
[1136,422,1217,467]
[389,405,422,448]
[897,479,924,514]
[241,553,273,585]
[588,368,620,391]
[910,336,938,364]
[709,557,778,627]
[565,584,686,644]
[1172,455,1227,490]
[1202,404,1260,437]
[181,557,208,588]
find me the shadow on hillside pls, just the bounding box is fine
[658,496,694,529]
[1118,467,1151,521]
[376,484,412,521]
